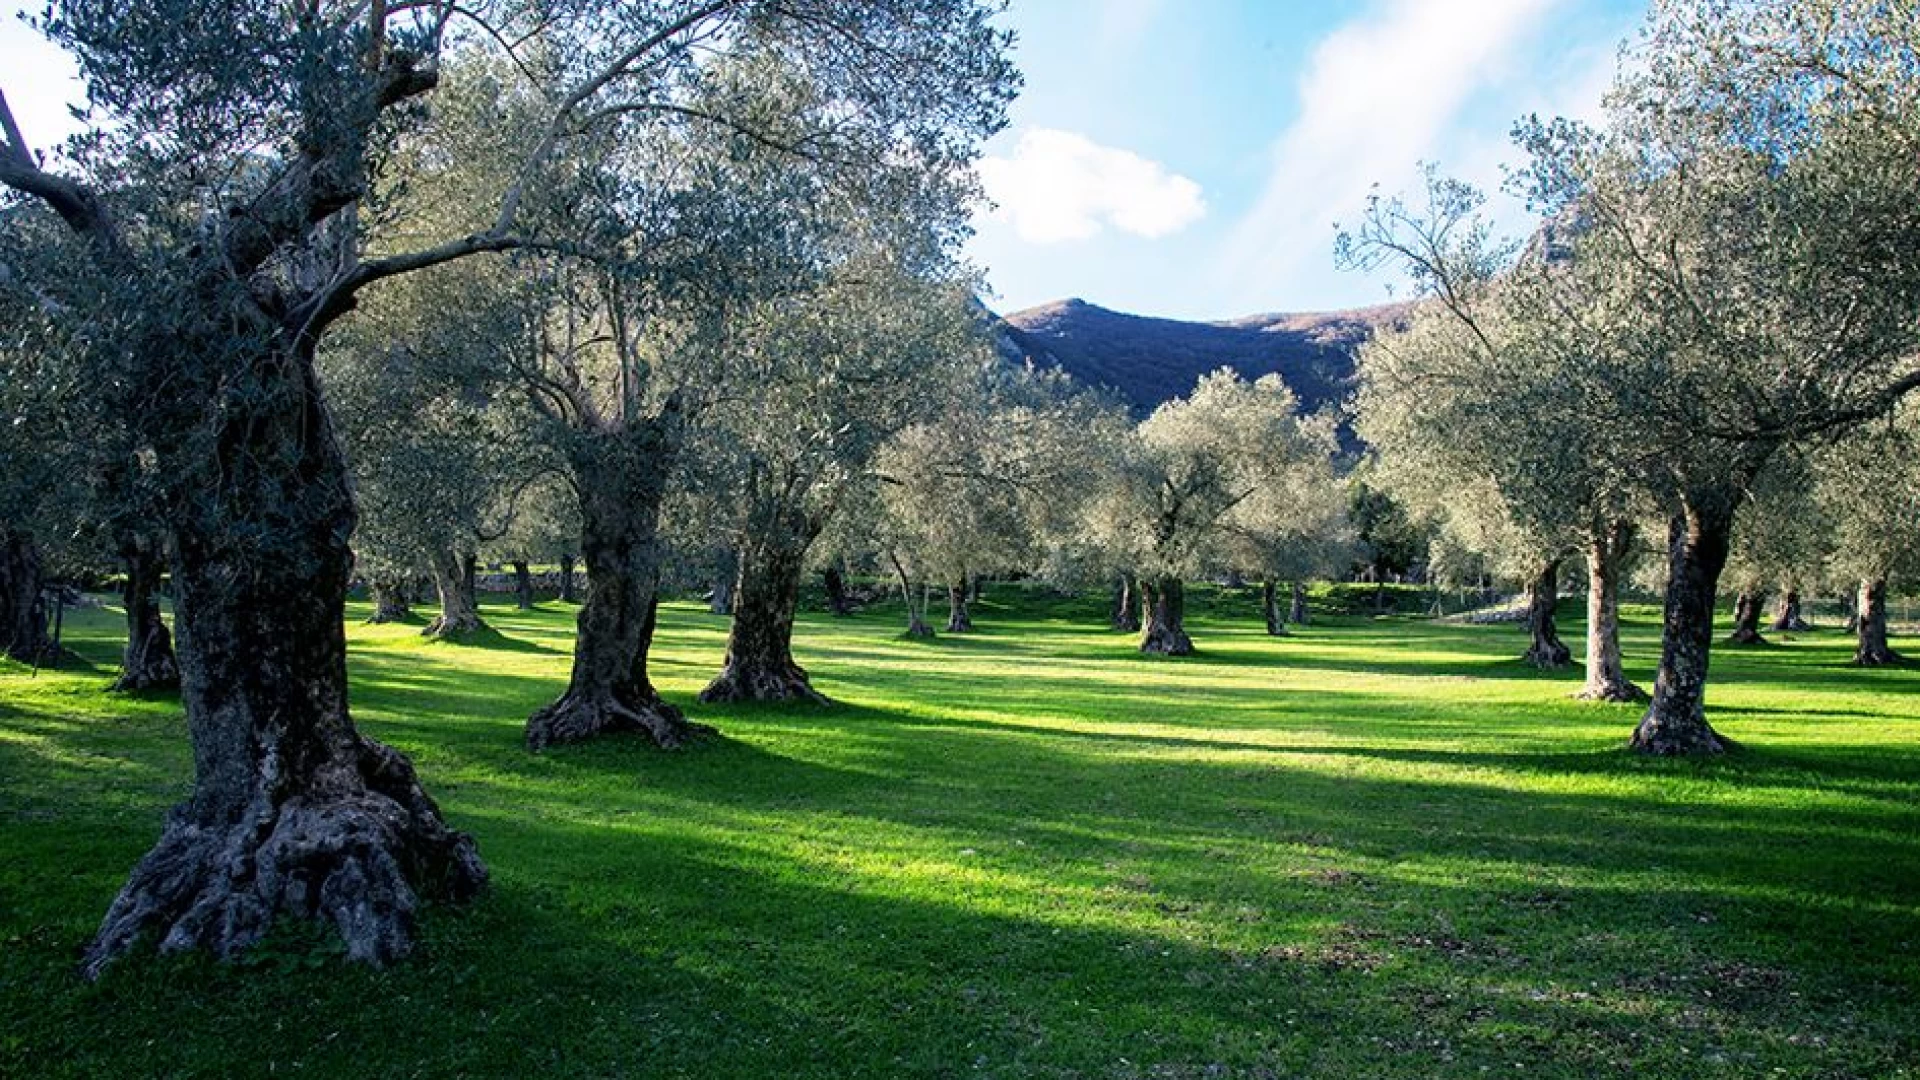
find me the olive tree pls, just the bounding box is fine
[0,0,1014,976]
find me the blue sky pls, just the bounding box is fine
[1,1,1647,321]
[971,0,1648,319]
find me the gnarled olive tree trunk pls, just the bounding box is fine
[821,563,853,616]
[558,554,579,603]
[1770,588,1810,632]
[1727,590,1768,646]
[422,548,485,639]
[366,570,413,624]
[1576,520,1641,703]
[527,422,710,750]
[0,528,54,665]
[1139,575,1194,655]
[512,560,534,610]
[946,579,973,633]
[1522,558,1572,669]
[1631,502,1735,755]
[709,547,737,616]
[1111,574,1141,632]
[1262,579,1287,636]
[84,337,485,980]
[1853,577,1903,666]
[112,535,179,692]
[1289,581,1310,626]
[700,508,828,703]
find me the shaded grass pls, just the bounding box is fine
[1,588,1917,1078]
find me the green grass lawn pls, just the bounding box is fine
[2,587,1917,1078]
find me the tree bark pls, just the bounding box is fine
[366,570,413,624]
[1262,579,1288,636]
[1853,577,1904,666]
[527,422,711,750]
[700,508,828,703]
[1289,581,1310,626]
[1576,520,1642,702]
[1139,575,1194,655]
[1631,502,1736,755]
[946,579,973,633]
[112,536,180,692]
[821,563,852,616]
[1522,558,1572,669]
[1726,590,1768,645]
[0,528,54,665]
[1111,574,1141,632]
[967,574,983,605]
[512,560,534,610]
[422,549,485,639]
[887,551,935,638]
[84,338,485,980]
[1769,588,1810,632]
[558,554,579,603]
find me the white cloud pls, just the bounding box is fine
[978,128,1206,245]
[1218,0,1574,308]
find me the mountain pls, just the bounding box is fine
[992,297,1409,417]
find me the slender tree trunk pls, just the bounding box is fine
[968,574,983,604]
[709,547,737,616]
[512,560,534,610]
[84,337,484,980]
[366,570,413,624]
[0,528,54,665]
[462,554,478,609]
[946,579,974,633]
[700,511,828,703]
[887,552,935,638]
[1140,575,1194,655]
[1577,520,1641,702]
[1726,590,1768,646]
[1290,581,1310,626]
[527,421,711,750]
[1111,574,1141,632]
[1522,558,1572,669]
[1769,588,1810,632]
[1854,577,1904,666]
[422,549,485,639]
[1631,502,1736,755]
[1262,579,1288,636]
[112,537,180,692]
[558,554,579,603]
[821,563,852,616]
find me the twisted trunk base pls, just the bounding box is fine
[1262,580,1288,636]
[822,564,852,617]
[1726,590,1768,646]
[946,581,973,633]
[1111,575,1141,632]
[1,528,55,665]
[701,520,828,704]
[1575,521,1642,703]
[1853,577,1904,666]
[1522,559,1572,669]
[113,543,179,692]
[513,560,534,611]
[1769,589,1811,632]
[84,734,486,980]
[422,550,485,639]
[558,555,579,604]
[365,571,414,624]
[1631,504,1735,756]
[1140,576,1194,656]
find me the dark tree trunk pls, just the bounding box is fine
[112,537,180,692]
[558,554,579,603]
[1140,575,1194,655]
[0,528,55,665]
[1727,590,1768,645]
[462,554,478,609]
[84,338,485,980]
[1854,577,1904,666]
[512,560,534,611]
[527,422,711,750]
[1769,588,1810,632]
[366,571,413,624]
[1577,520,1642,702]
[1289,581,1310,625]
[700,510,828,703]
[821,563,853,616]
[946,579,973,633]
[422,549,485,639]
[1631,502,1736,755]
[967,574,983,604]
[1111,574,1141,632]
[710,546,737,615]
[1522,558,1572,669]
[1262,579,1287,636]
